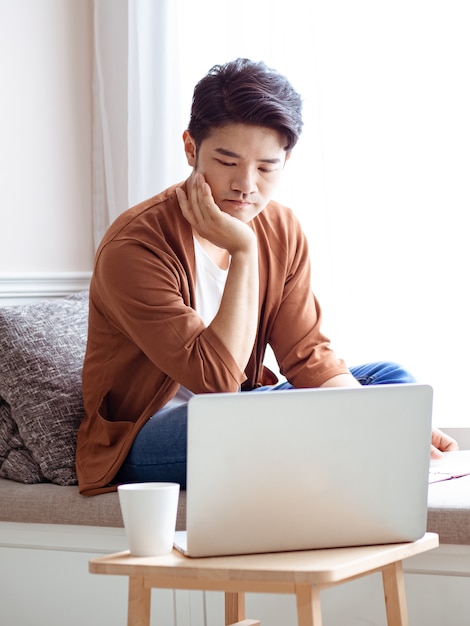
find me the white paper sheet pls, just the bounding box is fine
[429,450,470,484]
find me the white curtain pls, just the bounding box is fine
[128,0,186,208]
[92,0,128,247]
[92,0,470,427]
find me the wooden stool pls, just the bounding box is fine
[89,532,438,626]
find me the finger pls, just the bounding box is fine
[177,179,208,225]
[430,444,443,460]
[441,437,459,452]
[432,429,459,453]
[197,174,214,205]
[191,174,222,230]
[176,187,199,229]
[195,174,217,216]
[189,174,208,223]
[175,187,188,211]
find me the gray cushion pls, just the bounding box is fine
[0,292,88,485]
[0,477,187,530]
[427,474,470,544]
[0,398,45,483]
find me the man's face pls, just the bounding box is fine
[184,124,289,223]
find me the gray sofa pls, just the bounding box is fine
[0,290,187,530]
[427,473,470,545]
[0,476,187,530]
[1,474,468,544]
[0,291,468,542]
[3,291,470,626]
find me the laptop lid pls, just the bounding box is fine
[174,383,433,557]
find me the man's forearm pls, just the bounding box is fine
[320,373,361,388]
[210,243,259,372]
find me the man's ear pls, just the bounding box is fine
[183,130,197,166]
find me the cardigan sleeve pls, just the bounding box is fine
[256,207,349,388]
[93,236,246,394]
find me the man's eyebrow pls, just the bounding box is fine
[214,147,281,164]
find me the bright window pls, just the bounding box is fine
[125,0,470,426]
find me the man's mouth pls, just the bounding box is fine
[225,199,252,209]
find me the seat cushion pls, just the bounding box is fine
[0,478,187,530]
[427,474,470,545]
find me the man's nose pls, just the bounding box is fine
[231,166,257,194]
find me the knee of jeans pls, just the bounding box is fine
[385,361,417,384]
[352,361,416,386]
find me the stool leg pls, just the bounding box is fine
[295,584,323,626]
[225,591,245,625]
[128,576,151,626]
[382,561,409,626]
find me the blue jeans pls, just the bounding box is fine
[114,361,415,488]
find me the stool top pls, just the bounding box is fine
[89,532,438,586]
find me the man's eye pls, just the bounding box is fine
[216,159,235,167]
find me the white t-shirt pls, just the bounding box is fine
[193,236,229,326]
[163,237,229,409]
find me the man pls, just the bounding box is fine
[76,59,456,495]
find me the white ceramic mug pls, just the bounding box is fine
[118,482,180,556]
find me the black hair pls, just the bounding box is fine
[187,58,303,151]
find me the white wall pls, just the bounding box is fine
[0,0,94,273]
[169,1,470,427]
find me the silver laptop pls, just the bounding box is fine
[174,383,433,557]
